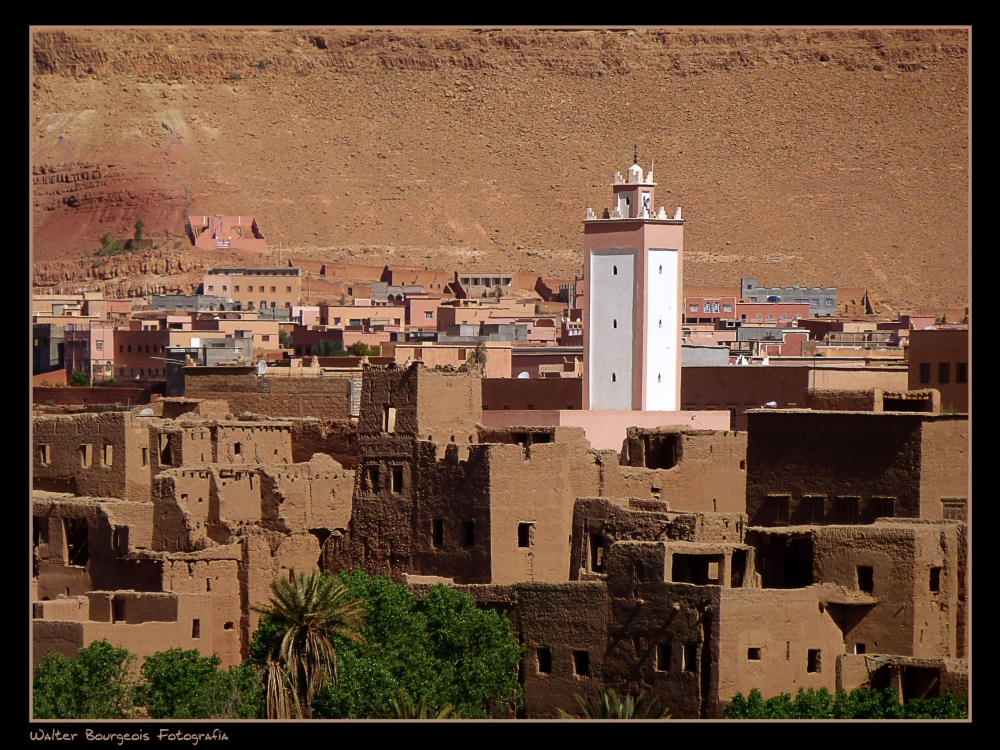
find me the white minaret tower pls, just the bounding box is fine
[581,148,684,411]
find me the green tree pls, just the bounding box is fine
[70,369,90,387]
[279,330,293,349]
[252,570,366,718]
[133,218,144,246]
[468,341,487,368]
[33,640,139,719]
[98,231,126,257]
[314,339,346,357]
[309,570,522,719]
[139,648,237,719]
[493,285,504,299]
[349,341,379,357]
[558,689,670,719]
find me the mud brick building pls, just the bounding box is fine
[907,327,970,413]
[745,394,968,526]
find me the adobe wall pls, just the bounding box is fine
[907,329,969,412]
[716,587,846,703]
[481,377,583,411]
[159,398,231,420]
[918,417,969,520]
[33,412,154,502]
[485,428,601,584]
[184,367,352,419]
[806,389,880,412]
[612,428,747,514]
[161,550,242,667]
[287,418,358,469]
[811,522,965,658]
[811,367,908,392]
[570,498,748,581]
[512,582,611,718]
[33,495,161,600]
[745,411,925,526]
[416,367,482,447]
[681,366,809,431]
[33,386,153,406]
[33,593,214,669]
[213,422,293,465]
[258,454,354,533]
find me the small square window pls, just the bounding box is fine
[807,649,821,673]
[537,647,552,674]
[768,495,790,525]
[802,496,825,525]
[854,643,866,655]
[683,644,698,673]
[836,497,861,525]
[870,497,895,519]
[857,566,874,594]
[573,650,590,676]
[656,643,671,672]
[518,522,533,548]
[938,362,951,384]
[747,647,762,661]
[930,567,942,593]
[432,519,444,547]
[941,498,967,521]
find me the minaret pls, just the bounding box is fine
[581,154,684,411]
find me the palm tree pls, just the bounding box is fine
[252,570,366,719]
[380,693,459,719]
[558,689,671,719]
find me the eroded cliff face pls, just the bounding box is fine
[32,28,969,308]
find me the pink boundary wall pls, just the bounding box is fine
[479,410,732,451]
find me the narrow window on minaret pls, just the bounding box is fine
[613,319,617,329]
[659,265,663,274]
[612,373,616,383]
[658,374,662,383]
[613,266,618,275]
[659,320,662,328]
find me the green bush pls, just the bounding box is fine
[349,341,380,357]
[723,686,967,719]
[33,641,139,719]
[305,569,522,719]
[70,370,90,387]
[278,330,293,349]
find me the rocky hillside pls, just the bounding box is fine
[32,28,969,310]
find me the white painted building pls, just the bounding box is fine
[581,159,684,411]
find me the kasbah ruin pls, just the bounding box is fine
[31,28,969,719]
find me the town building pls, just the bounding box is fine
[202,267,303,312]
[741,278,837,317]
[907,328,969,413]
[188,215,266,253]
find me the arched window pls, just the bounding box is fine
[612,265,618,275]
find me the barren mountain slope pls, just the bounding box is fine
[32,28,969,310]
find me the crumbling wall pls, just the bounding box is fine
[259,454,354,533]
[415,367,483,449]
[288,418,358,469]
[612,428,747,514]
[806,389,881,412]
[214,422,293,466]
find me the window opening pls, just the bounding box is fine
[192,619,201,639]
[537,648,552,674]
[463,520,475,547]
[747,648,762,661]
[518,522,533,548]
[391,468,403,494]
[656,643,671,672]
[432,519,444,547]
[573,650,590,676]
[807,649,821,673]
[383,406,397,433]
[589,533,604,572]
[79,444,93,468]
[930,567,942,592]
[683,644,698,673]
[64,518,89,566]
[857,566,874,594]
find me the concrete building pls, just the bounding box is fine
[202,267,302,312]
[34,323,65,376]
[188,215,266,253]
[907,328,969,413]
[64,322,115,384]
[582,159,683,411]
[151,294,232,312]
[741,278,838,317]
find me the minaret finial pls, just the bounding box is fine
[633,143,638,165]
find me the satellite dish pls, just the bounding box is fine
[517,371,529,379]
[256,361,267,377]
[138,408,154,415]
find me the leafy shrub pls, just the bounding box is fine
[33,641,139,718]
[70,370,90,387]
[278,330,293,349]
[313,339,346,357]
[723,687,967,719]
